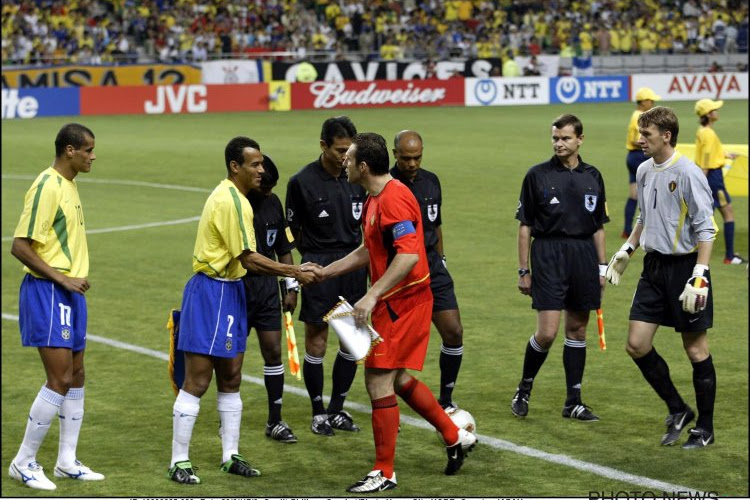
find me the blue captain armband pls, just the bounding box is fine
[392,220,416,240]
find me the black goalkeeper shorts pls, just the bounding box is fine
[630,251,713,333]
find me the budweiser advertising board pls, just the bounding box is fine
[291,79,465,110]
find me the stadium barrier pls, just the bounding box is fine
[2,73,748,119]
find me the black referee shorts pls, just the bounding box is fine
[427,249,458,312]
[299,250,367,325]
[630,252,713,333]
[530,237,600,311]
[244,274,282,332]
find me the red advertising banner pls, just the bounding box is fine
[80,84,268,115]
[291,79,464,110]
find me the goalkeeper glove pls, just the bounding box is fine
[678,264,709,314]
[605,242,635,285]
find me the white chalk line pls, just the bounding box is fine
[1,312,705,495]
[1,175,208,242]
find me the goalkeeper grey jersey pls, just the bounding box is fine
[635,151,717,255]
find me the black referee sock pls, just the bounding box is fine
[521,335,549,387]
[439,343,463,407]
[633,348,686,414]
[327,350,357,415]
[563,339,586,406]
[263,364,284,424]
[303,354,326,416]
[691,355,716,433]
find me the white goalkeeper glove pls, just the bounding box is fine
[678,264,709,314]
[605,242,635,285]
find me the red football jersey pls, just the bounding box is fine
[363,179,430,299]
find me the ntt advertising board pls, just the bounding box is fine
[2,87,80,119]
[465,77,549,106]
[550,76,629,104]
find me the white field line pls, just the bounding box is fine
[1,175,208,242]
[2,216,201,242]
[1,312,704,495]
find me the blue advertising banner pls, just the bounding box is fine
[550,76,630,104]
[2,87,80,119]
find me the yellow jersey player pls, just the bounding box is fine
[694,98,745,265]
[623,87,660,238]
[9,123,105,491]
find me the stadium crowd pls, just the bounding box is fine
[1,0,748,67]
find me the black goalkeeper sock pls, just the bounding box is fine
[692,355,716,432]
[633,348,686,414]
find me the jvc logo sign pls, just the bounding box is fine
[144,85,208,114]
[1,89,39,119]
[554,77,627,104]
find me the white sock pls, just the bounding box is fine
[217,392,242,463]
[14,385,64,467]
[171,390,201,467]
[57,387,85,468]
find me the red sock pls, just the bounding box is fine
[397,376,458,445]
[371,395,399,478]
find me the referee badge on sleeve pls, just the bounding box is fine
[352,201,363,220]
[584,194,598,213]
[267,229,277,247]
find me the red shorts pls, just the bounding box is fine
[366,285,433,370]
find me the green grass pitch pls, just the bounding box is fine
[1,101,747,497]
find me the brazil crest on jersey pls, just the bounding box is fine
[14,167,89,278]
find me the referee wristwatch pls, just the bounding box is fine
[518,268,530,277]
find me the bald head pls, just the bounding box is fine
[393,130,424,181]
[394,130,423,150]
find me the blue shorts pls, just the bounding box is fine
[178,273,248,358]
[706,168,731,209]
[626,150,648,183]
[19,274,87,351]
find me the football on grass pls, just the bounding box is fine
[437,407,476,444]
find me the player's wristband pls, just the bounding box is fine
[691,264,709,278]
[284,277,300,293]
[518,268,530,277]
[619,242,635,255]
[599,264,608,277]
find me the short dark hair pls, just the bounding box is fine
[552,114,583,136]
[352,132,389,175]
[55,123,95,157]
[261,154,279,187]
[321,116,357,146]
[638,106,679,146]
[225,136,260,172]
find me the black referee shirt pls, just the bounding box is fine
[516,155,609,238]
[245,192,296,275]
[285,158,366,253]
[390,165,441,251]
